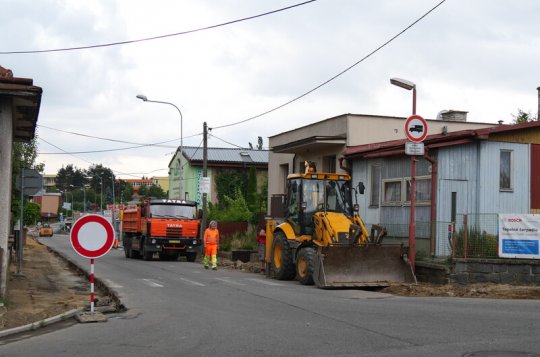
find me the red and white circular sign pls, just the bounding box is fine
[405,115,428,143]
[70,214,115,259]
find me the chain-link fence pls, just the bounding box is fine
[451,213,499,258]
[367,213,500,258]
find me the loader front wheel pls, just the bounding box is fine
[271,232,296,280]
[297,247,315,285]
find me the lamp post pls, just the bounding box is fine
[136,94,184,199]
[86,175,103,213]
[63,190,73,219]
[390,77,417,271]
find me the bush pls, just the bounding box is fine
[219,225,257,251]
[208,188,252,222]
[452,226,498,258]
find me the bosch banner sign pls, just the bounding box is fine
[498,213,540,259]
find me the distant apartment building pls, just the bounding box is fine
[122,176,168,193]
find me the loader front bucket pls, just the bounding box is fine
[313,244,416,288]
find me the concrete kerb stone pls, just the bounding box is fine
[0,308,83,339]
[0,242,126,339]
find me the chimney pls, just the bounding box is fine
[537,86,540,119]
[439,110,468,122]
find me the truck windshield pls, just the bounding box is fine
[150,204,197,219]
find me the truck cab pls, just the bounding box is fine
[122,199,202,261]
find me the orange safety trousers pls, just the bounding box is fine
[205,243,218,256]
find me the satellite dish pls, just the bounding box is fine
[436,110,449,120]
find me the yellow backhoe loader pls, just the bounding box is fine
[265,171,416,288]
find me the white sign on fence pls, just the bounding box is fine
[498,213,540,259]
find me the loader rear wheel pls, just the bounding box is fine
[297,247,315,285]
[271,232,296,280]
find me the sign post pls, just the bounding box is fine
[404,114,428,272]
[70,214,115,314]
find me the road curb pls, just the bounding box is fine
[0,308,82,338]
[44,241,126,312]
[0,237,126,339]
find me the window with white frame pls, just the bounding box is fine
[405,176,432,203]
[382,179,401,205]
[500,150,513,191]
[382,176,431,206]
[370,164,381,207]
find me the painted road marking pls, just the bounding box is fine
[246,278,284,286]
[179,277,205,287]
[141,279,164,288]
[214,277,246,286]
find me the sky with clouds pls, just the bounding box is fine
[2,0,539,178]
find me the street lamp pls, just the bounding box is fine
[136,94,184,199]
[70,184,88,214]
[86,175,103,213]
[390,77,417,272]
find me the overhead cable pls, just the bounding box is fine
[212,0,447,130]
[0,1,316,54]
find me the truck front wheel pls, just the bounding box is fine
[186,252,197,262]
[142,242,153,261]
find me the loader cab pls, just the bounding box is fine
[285,173,354,236]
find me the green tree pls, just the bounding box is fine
[118,180,134,204]
[147,185,166,198]
[512,109,538,124]
[24,202,41,226]
[247,167,258,210]
[86,164,116,210]
[55,164,87,192]
[215,170,245,207]
[208,189,252,222]
[11,137,44,226]
[138,185,148,197]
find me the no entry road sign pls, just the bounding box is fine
[405,115,428,143]
[70,214,115,259]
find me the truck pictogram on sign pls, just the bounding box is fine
[405,115,428,142]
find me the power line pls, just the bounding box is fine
[212,0,447,130]
[208,133,247,149]
[38,124,178,147]
[38,137,168,178]
[37,124,203,154]
[0,1,317,55]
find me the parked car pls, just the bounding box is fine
[39,223,53,237]
[63,217,73,232]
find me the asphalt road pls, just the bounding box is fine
[2,232,539,357]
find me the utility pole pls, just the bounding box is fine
[200,122,208,240]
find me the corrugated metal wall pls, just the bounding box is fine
[351,155,431,229]
[532,144,540,210]
[437,143,478,223]
[478,141,530,214]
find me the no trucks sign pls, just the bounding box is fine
[70,214,115,259]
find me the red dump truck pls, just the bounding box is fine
[121,198,202,261]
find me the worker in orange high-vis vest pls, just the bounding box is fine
[203,220,220,270]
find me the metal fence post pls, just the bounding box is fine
[463,214,468,259]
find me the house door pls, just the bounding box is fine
[437,179,469,255]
